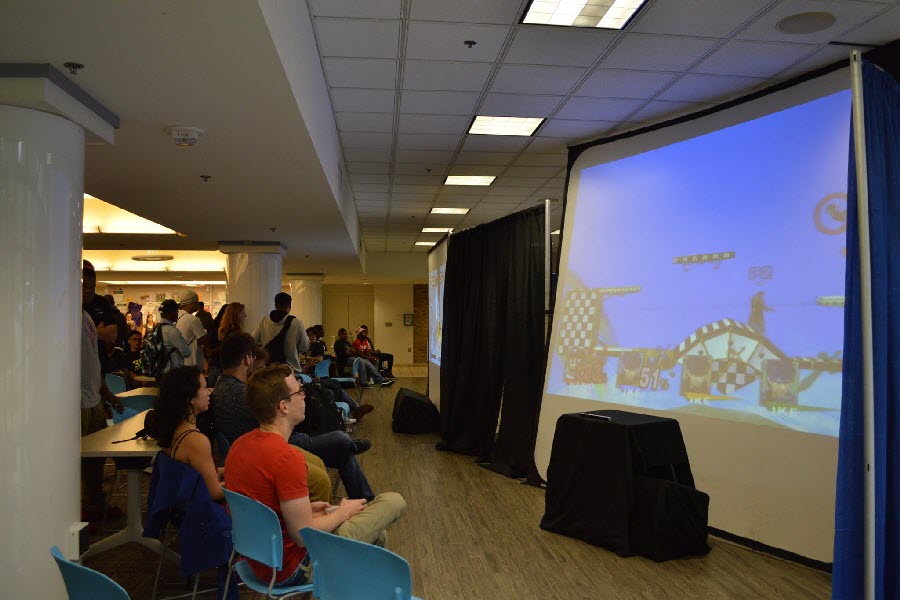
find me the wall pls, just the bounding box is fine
[98,284,227,324]
[413,284,428,364]
[373,285,414,366]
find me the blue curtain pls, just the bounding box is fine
[833,60,900,600]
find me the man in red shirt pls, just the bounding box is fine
[351,325,395,378]
[224,364,406,586]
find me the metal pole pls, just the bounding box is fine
[544,199,551,313]
[850,49,875,600]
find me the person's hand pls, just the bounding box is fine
[310,501,332,515]
[338,498,367,519]
[217,467,225,482]
[97,321,118,344]
[111,399,125,414]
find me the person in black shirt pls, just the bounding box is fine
[115,330,144,374]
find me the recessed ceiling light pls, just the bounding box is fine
[132,253,174,262]
[522,0,648,29]
[551,230,561,235]
[422,227,453,233]
[431,207,470,215]
[469,116,544,136]
[415,241,436,246]
[445,175,496,186]
[776,12,836,34]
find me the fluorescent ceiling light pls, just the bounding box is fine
[445,175,496,186]
[415,241,436,247]
[469,116,544,137]
[96,280,226,286]
[422,227,453,233]
[522,0,647,29]
[83,194,177,234]
[551,230,561,235]
[431,207,470,215]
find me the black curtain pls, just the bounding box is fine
[437,206,545,478]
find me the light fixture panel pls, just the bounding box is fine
[415,241,437,246]
[422,227,453,233]
[444,175,496,186]
[431,207,470,215]
[522,0,647,29]
[469,116,544,137]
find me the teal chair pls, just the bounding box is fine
[222,489,313,599]
[51,546,130,599]
[104,373,127,395]
[300,527,423,600]
[315,358,365,406]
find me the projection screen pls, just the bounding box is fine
[537,69,851,562]
[427,237,448,408]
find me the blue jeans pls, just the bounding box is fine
[288,430,375,501]
[351,357,383,383]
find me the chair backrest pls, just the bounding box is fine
[119,394,156,413]
[105,373,127,395]
[222,488,283,569]
[297,373,313,384]
[314,358,332,379]
[112,406,140,424]
[300,527,414,600]
[51,546,131,600]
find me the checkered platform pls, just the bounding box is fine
[557,289,602,355]
[712,359,757,394]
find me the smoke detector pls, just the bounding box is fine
[165,126,205,147]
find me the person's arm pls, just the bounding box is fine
[181,432,224,501]
[281,496,367,547]
[295,320,309,354]
[190,316,207,346]
[170,327,192,358]
[100,379,124,413]
[251,322,262,345]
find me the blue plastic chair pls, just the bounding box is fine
[297,373,313,384]
[300,528,423,600]
[112,406,140,424]
[118,394,156,413]
[51,546,131,599]
[315,358,365,406]
[222,489,313,599]
[105,373,127,395]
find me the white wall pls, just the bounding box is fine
[99,284,227,315]
[374,285,414,366]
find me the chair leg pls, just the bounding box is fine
[191,574,200,600]
[222,550,235,600]
[101,468,120,532]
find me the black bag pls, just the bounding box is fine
[140,409,160,439]
[392,388,440,434]
[293,383,344,437]
[265,315,295,365]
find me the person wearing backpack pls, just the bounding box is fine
[252,292,308,374]
[142,299,192,377]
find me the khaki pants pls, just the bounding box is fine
[334,492,406,546]
[80,402,108,515]
[294,447,332,505]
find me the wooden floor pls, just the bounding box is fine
[86,377,832,599]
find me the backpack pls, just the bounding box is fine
[140,322,174,378]
[264,315,295,365]
[292,383,345,437]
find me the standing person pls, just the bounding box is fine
[145,312,156,333]
[157,299,192,374]
[224,364,406,588]
[252,292,308,373]
[353,326,395,379]
[195,301,214,334]
[81,261,119,374]
[217,302,247,342]
[176,290,207,368]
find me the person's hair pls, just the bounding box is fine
[128,330,142,339]
[155,366,204,448]
[197,301,204,309]
[360,325,368,331]
[220,332,256,370]
[305,326,316,336]
[338,327,348,335]
[246,364,293,424]
[313,324,325,339]
[254,346,269,364]
[218,302,245,341]
[103,294,116,309]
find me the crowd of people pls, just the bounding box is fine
[80,260,405,589]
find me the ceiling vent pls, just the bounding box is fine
[165,126,205,147]
[776,12,836,34]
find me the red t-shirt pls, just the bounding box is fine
[224,429,309,582]
[352,338,373,354]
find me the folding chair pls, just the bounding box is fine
[51,545,130,600]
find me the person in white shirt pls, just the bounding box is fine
[252,292,308,373]
[159,299,192,373]
[176,290,207,368]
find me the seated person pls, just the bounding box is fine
[354,325,394,378]
[115,329,144,375]
[336,328,393,387]
[225,365,406,587]
[214,332,373,500]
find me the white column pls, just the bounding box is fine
[220,245,284,332]
[287,275,324,327]
[0,105,85,599]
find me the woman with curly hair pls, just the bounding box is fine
[217,302,246,342]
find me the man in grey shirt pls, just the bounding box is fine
[157,299,192,373]
[252,292,308,373]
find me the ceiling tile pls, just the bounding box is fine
[448,165,502,176]
[354,192,390,201]
[484,186,535,197]
[504,166,561,178]
[630,100,709,123]
[331,88,395,112]
[391,184,441,194]
[601,34,719,72]
[658,73,765,102]
[461,135,530,152]
[693,40,817,78]
[526,137,570,153]
[400,90,481,115]
[738,0,887,45]
[336,112,394,132]
[344,147,392,162]
[479,93,564,117]
[406,22,508,62]
[351,174,390,184]
[555,97,645,121]
[631,0,771,37]
[513,153,567,167]
[438,184,490,195]
[398,114,472,134]
[396,133,461,150]
[395,149,455,163]
[409,0,522,24]
[391,192,435,201]
[838,5,900,46]
[505,25,617,67]
[315,19,400,58]
[340,131,393,149]
[575,69,678,99]
[392,175,445,185]
[309,0,401,19]
[539,119,619,140]
[393,163,446,175]
[324,58,397,89]
[777,45,854,80]
[493,177,545,189]
[491,65,587,94]
[455,151,517,165]
[348,162,391,174]
[402,60,493,91]
[353,183,390,193]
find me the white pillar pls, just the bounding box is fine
[287,275,324,327]
[0,106,85,598]
[221,245,284,332]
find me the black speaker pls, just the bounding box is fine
[392,387,440,434]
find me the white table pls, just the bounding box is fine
[80,410,175,562]
[117,387,159,398]
[133,374,158,385]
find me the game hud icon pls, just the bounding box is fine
[616,351,644,388]
[681,354,712,395]
[760,359,799,406]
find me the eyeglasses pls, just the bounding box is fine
[280,389,306,402]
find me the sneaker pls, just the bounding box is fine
[380,379,395,387]
[345,417,357,426]
[367,380,375,386]
[350,404,375,420]
[352,439,372,455]
[359,382,371,389]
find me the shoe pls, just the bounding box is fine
[380,379,395,387]
[359,382,371,389]
[352,439,372,455]
[384,372,395,379]
[350,404,375,420]
[367,380,375,386]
